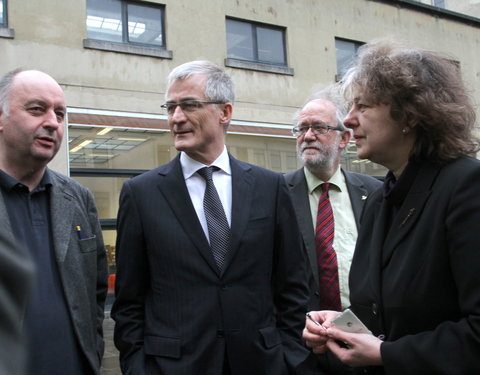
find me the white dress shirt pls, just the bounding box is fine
[180,147,232,243]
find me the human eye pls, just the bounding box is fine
[297,126,310,134]
[163,103,177,114]
[312,124,328,133]
[26,105,45,115]
[354,98,369,112]
[55,110,66,122]
[181,101,202,112]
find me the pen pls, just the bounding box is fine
[76,225,83,240]
[306,312,326,330]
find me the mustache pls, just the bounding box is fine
[299,141,325,153]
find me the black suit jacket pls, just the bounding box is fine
[112,154,310,375]
[349,157,480,374]
[284,168,381,311]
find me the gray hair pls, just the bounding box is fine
[0,68,25,117]
[294,85,347,130]
[167,60,235,104]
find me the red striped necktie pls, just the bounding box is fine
[315,182,341,311]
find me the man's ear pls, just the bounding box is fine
[339,129,351,149]
[219,103,233,126]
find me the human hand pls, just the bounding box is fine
[303,310,341,354]
[326,326,383,367]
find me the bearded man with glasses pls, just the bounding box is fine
[285,86,381,375]
[112,60,311,375]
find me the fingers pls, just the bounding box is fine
[303,311,344,356]
[303,328,329,354]
[324,328,384,367]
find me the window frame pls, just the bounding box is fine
[0,0,14,38]
[334,37,364,81]
[84,0,171,58]
[0,0,6,28]
[225,17,292,74]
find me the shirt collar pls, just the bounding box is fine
[0,168,52,192]
[304,166,344,194]
[180,146,231,180]
[383,161,420,207]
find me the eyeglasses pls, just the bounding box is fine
[291,123,343,137]
[161,100,225,116]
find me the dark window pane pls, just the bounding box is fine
[127,3,164,46]
[86,0,123,43]
[257,26,285,64]
[226,19,254,61]
[335,39,362,77]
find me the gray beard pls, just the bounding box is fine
[298,141,339,174]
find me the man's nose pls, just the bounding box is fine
[303,126,317,140]
[43,109,62,129]
[171,105,187,121]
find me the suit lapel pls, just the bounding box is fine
[226,156,254,275]
[367,194,390,296]
[49,171,76,263]
[381,163,439,267]
[286,169,319,287]
[343,170,369,228]
[156,156,220,275]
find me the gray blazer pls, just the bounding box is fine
[284,167,381,311]
[0,169,108,374]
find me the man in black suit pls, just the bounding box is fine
[284,87,380,374]
[112,60,310,375]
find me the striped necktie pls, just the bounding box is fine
[315,182,341,311]
[197,166,230,271]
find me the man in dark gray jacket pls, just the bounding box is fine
[0,69,108,375]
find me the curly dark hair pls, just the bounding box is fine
[342,39,479,163]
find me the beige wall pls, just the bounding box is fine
[1,0,479,172]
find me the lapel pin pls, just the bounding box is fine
[361,195,367,200]
[400,208,416,227]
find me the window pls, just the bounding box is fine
[1,0,6,27]
[335,38,363,80]
[0,0,14,38]
[86,0,165,48]
[226,18,287,66]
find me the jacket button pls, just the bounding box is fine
[372,303,378,315]
[217,330,225,338]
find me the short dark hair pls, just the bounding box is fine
[342,39,478,162]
